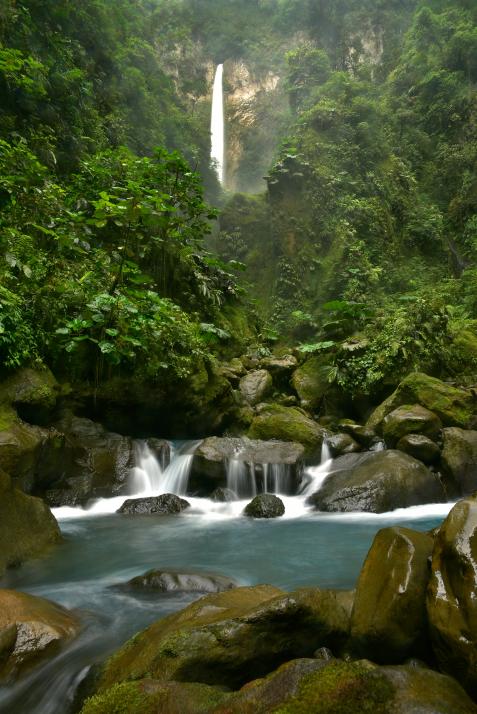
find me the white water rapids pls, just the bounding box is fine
[211,63,225,184]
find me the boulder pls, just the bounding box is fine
[308,450,446,513]
[440,428,477,495]
[396,434,440,464]
[244,494,285,518]
[349,527,433,662]
[0,367,58,423]
[0,415,49,492]
[218,357,246,384]
[367,373,475,431]
[0,468,61,576]
[37,412,135,505]
[239,370,272,406]
[117,493,190,515]
[259,354,297,375]
[383,404,442,445]
[427,495,477,696]
[291,356,330,410]
[117,570,237,593]
[339,422,377,447]
[210,487,237,502]
[209,658,476,714]
[92,586,352,693]
[0,589,80,682]
[80,680,229,714]
[327,433,360,457]
[248,404,328,455]
[190,436,304,496]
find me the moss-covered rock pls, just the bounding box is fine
[349,527,433,663]
[0,589,80,682]
[440,428,477,495]
[382,404,442,446]
[244,494,285,518]
[0,367,59,424]
[93,586,353,693]
[0,468,61,576]
[291,357,330,410]
[0,418,47,492]
[239,369,273,405]
[80,679,230,714]
[308,450,446,513]
[427,494,477,696]
[367,373,475,432]
[248,405,328,455]
[327,433,360,457]
[396,434,440,464]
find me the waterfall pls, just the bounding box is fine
[300,441,333,497]
[211,63,225,184]
[227,459,292,498]
[130,441,199,497]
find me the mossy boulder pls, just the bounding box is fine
[210,658,476,714]
[244,494,285,518]
[327,433,360,457]
[367,373,475,432]
[0,468,61,576]
[440,428,477,495]
[338,422,377,447]
[239,369,272,405]
[427,494,477,696]
[308,451,446,513]
[382,404,442,446]
[80,680,229,714]
[349,527,433,663]
[396,434,440,464]
[0,367,59,424]
[290,356,346,412]
[0,417,47,492]
[93,585,352,693]
[0,589,80,682]
[248,405,328,455]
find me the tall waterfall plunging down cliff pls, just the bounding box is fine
[211,63,225,184]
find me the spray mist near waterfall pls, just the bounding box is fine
[211,63,225,185]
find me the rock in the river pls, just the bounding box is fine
[427,494,477,696]
[396,434,440,464]
[117,493,190,515]
[239,369,272,405]
[80,680,229,714]
[208,658,477,714]
[210,487,237,502]
[118,570,237,593]
[190,436,304,496]
[244,494,285,518]
[248,404,328,455]
[339,422,377,447]
[327,433,360,457]
[308,450,446,513]
[0,589,80,682]
[383,404,442,445]
[440,428,477,495]
[92,586,353,693]
[367,372,475,431]
[349,526,433,662]
[0,468,61,576]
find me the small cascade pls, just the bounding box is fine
[227,458,251,498]
[300,441,333,497]
[130,440,199,497]
[211,63,225,184]
[227,459,293,498]
[129,441,164,495]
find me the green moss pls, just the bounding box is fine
[248,404,326,454]
[0,404,17,431]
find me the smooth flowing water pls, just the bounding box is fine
[0,442,454,713]
[211,63,225,184]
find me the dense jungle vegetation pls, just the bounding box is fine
[0,0,476,406]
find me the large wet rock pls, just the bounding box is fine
[80,680,229,714]
[248,404,328,455]
[259,354,297,375]
[37,412,135,506]
[92,585,352,692]
[190,436,304,496]
[339,422,377,447]
[427,494,477,696]
[291,356,332,410]
[367,373,476,431]
[440,428,477,495]
[239,369,272,406]
[118,570,237,593]
[327,433,360,457]
[0,412,49,492]
[209,658,477,714]
[396,434,440,464]
[117,493,190,515]
[349,527,433,662]
[244,494,285,518]
[0,589,80,682]
[0,367,59,424]
[0,468,61,576]
[308,450,446,513]
[382,404,442,445]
